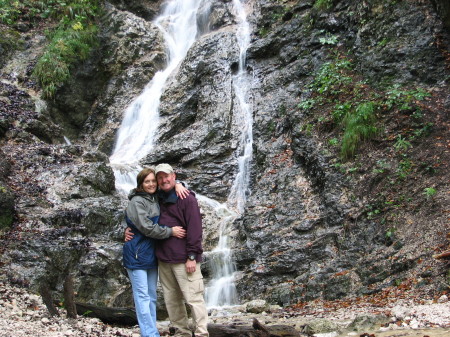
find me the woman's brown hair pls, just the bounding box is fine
[136,167,156,192]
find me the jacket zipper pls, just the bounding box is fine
[135,244,141,259]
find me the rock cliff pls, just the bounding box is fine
[0,0,448,318]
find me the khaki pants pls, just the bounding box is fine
[158,261,208,337]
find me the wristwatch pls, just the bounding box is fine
[188,254,196,261]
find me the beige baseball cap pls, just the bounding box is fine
[155,163,174,175]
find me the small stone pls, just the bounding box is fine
[437,295,448,303]
[410,319,419,329]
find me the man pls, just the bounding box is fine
[154,163,208,337]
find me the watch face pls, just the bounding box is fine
[188,255,195,260]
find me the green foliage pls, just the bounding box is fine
[298,98,316,111]
[332,101,352,122]
[393,135,412,152]
[396,156,413,179]
[258,26,270,37]
[385,84,431,110]
[313,0,333,11]
[310,59,352,95]
[372,160,390,174]
[393,278,403,287]
[33,24,98,98]
[0,28,23,51]
[11,0,101,98]
[0,0,21,24]
[366,203,382,219]
[299,56,432,161]
[341,102,378,159]
[377,38,389,47]
[1,0,100,98]
[412,122,433,139]
[319,32,338,45]
[0,0,99,25]
[302,123,314,136]
[385,227,396,237]
[423,187,436,199]
[328,137,339,146]
[267,120,276,133]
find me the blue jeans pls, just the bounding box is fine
[127,268,160,337]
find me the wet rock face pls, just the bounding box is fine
[52,3,168,152]
[0,0,448,312]
[144,28,240,200]
[221,0,449,304]
[106,0,165,21]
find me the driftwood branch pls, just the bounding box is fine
[63,274,77,318]
[433,249,450,259]
[39,283,60,317]
[207,318,300,337]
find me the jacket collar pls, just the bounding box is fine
[128,188,157,202]
[158,189,178,204]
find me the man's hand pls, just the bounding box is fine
[124,227,134,242]
[186,259,196,274]
[171,226,186,238]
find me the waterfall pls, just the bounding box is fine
[205,0,253,308]
[199,195,240,307]
[227,0,252,215]
[108,0,253,309]
[109,0,202,194]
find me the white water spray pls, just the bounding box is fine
[109,0,202,194]
[205,0,253,308]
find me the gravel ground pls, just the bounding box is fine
[0,281,449,337]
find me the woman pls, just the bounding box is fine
[122,167,188,337]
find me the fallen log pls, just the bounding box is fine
[207,318,300,337]
[75,302,137,325]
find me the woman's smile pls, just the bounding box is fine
[143,173,157,194]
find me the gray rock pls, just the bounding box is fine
[245,299,269,314]
[301,319,340,335]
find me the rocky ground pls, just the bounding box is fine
[1,281,449,337]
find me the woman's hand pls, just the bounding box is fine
[171,226,186,238]
[124,227,134,242]
[175,182,189,199]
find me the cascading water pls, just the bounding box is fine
[108,0,253,309]
[109,0,202,194]
[205,0,253,308]
[227,0,252,215]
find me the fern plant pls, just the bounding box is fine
[341,101,378,158]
